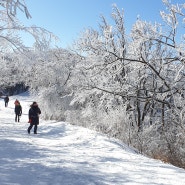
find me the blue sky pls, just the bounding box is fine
[19,0,185,48]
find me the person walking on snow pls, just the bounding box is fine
[15,102,22,122]
[4,96,9,107]
[28,102,41,134]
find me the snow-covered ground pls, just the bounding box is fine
[0,93,185,185]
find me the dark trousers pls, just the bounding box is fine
[5,102,8,107]
[15,114,20,122]
[28,124,37,134]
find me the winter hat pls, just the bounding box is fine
[32,101,38,105]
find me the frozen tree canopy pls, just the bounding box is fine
[0,0,31,19]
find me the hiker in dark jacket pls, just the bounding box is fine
[27,101,41,134]
[15,102,22,122]
[4,96,9,107]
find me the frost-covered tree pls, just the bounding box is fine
[0,0,56,53]
[68,5,129,128]
[0,0,31,19]
[0,0,57,95]
[127,1,185,164]
[22,48,78,120]
[68,1,185,168]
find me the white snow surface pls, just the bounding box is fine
[0,92,185,185]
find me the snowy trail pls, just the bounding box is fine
[0,93,185,185]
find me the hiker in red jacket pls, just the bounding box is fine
[15,102,22,122]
